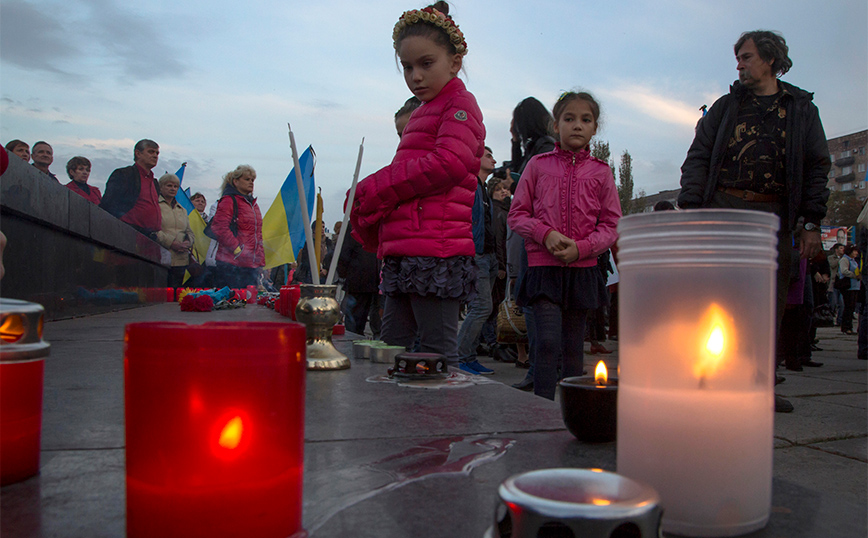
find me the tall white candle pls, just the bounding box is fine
[325,137,364,286]
[287,123,320,285]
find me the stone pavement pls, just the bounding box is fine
[1,303,865,537]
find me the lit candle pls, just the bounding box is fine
[559,361,618,442]
[125,321,307,538]
[617,304,773,537]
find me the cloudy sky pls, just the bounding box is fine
[2,0,866,228]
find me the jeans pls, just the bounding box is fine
[831,289,845,325]
[531,299,587,400]
[456,253,497,364]
[381,293,460,363]
[215,262,258,289]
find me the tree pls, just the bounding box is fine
[591,140,613,171]
[618,150,635,215]
[824,190,864,227]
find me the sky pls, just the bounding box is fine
[2,0,866,230]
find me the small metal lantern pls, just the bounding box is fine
[493,468,662,538]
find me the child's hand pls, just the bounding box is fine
[544,230,573,254]
[553,242,579,264]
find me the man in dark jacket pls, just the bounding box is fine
[678,30,831,413]
[100,139,162,235]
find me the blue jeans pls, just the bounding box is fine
[343,292,381,338]
[456,253,497,364]
[381,293,460,363]
[831,289,845,325]
[530,299,587,400]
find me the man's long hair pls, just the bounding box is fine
[735,30,792,77]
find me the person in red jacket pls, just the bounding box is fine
[211,165,264,289]
[64,156,102,205]
[350,1,484,363]
[508,91,622,400]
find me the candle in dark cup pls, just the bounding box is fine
[559,361,618,442]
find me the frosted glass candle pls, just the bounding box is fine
[616,209,778,537]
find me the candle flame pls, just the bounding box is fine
[694,304,734,381]
[218,416,243,449]
[591,498,612,506]
[594,361,608,385]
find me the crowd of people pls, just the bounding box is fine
[4,2,863,415]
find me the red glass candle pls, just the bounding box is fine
[125,322,307,538]
[288,285,301,321]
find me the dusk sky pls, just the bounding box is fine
[2,0,866,228]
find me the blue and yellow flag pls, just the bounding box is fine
[263,146,316,269]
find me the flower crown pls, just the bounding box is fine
[393,7,467,56]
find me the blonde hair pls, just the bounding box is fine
[158,173,180,189]
[220,164,256,194]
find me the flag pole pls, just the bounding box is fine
[288,123,320,285]
[326,137,364,286]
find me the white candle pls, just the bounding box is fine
[287,123,320,285]
[617,308,774,537]
[325,137,364,286]
[618,384,772,536]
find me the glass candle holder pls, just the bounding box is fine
[616,209,778,537]
[125,321,307,538]
[0,299,50,486]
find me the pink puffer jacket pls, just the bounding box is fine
[507,145,621,267]
[212,187,265,268]
[351,77,484,258]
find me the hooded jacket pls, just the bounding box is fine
[678,80,831,229]
[211,184,264,268]
[350,77,485,258]
[508,145,621,268]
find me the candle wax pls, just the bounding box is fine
[617,384,772,536]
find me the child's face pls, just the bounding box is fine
[398,35,461,103]
[492,182,510,202]
[554,99,598,153]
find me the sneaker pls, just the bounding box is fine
[458,363,480,375]
[466,360,495,375]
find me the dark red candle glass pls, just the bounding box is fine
[125,321,307,538]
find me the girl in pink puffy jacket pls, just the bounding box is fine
[507,92,622,400]
[350,1,484,362]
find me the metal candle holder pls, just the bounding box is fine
[388,352,448,379]
[295,285,349,370]
[493,468,662,538]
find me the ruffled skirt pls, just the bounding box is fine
[517,265,608,310]
[381,256,477,301]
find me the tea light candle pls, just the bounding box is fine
[559,361,618,442]
[125,321,307,538]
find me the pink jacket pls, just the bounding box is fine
[212,188,265,268]
[350,77,484,258]
[507,145,621,267]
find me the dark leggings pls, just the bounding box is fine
[530,299,587,400]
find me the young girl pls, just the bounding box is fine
[350,1,485,362]
[507,92,621,400]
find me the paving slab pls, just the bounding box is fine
[773,396,867,445]
[807,392,868,409]
[776,373,867,397]
[808,435,868,462]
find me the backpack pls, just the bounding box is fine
[203,195,238,240]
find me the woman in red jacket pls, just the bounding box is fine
[211,165,264,289]
[350,2,484,363]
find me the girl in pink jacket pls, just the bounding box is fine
[350,1,484,362]
[507,92,622,399]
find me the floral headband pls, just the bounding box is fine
[393,7,468,56]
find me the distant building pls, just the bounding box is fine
[827,129,868,200]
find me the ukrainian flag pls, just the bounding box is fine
[263,146,316,269]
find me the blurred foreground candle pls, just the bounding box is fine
[0,299,50,485]
[125,321,308,538]
[616,209,778,537]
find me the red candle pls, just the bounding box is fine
[288,285,301,321]
[125,321,307,538]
